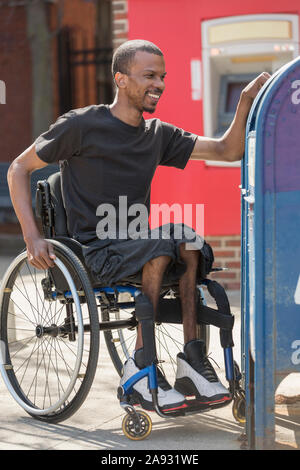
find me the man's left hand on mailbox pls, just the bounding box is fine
[241,72,271,101]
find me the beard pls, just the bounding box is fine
[142,105,156,114]
[128,91,157,114]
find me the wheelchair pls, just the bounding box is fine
[0,172,245,440]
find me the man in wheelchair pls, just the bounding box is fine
[7,40,269,413]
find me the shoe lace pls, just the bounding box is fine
[201,353,220,382]
[206,353,220,369]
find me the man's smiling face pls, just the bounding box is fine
[124,50,166,113]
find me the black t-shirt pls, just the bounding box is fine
[35,104,197,243]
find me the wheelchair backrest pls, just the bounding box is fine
[36,171,69,237]
[36,171,93,288]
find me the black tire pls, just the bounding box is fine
[102,286,210,379]
[0,240,99,423]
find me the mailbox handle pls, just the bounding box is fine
[244,195,255,204]
[239,184,247,195]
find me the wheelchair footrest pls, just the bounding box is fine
[166,397,233,417]
[127,395,233,418]
[121,389,233,418]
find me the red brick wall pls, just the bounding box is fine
[112,0,128,48]
[49,0,98,117]
[206,235,241,290]
[0,5,32,163]
[0,2,99,153]
[0,1,125,165]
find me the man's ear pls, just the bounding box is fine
[114,72,128,88]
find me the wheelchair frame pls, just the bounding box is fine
[0,176,245,440]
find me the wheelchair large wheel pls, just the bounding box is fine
[0,240,99,423]
[102,286,209,380]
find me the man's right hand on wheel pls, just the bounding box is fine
[25,236,56,269]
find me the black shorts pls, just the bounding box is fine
[82,223,214,287]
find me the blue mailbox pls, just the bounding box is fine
[241,57,300,449]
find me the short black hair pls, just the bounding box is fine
[111,39,163,83]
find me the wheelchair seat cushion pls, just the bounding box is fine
[82,223,214,287]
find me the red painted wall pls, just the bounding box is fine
[0,6,32,163]
[128,0,300,236]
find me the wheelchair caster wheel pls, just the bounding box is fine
[232,394,246,424]
[122,410,152,440]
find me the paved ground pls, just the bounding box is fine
[0,253,299,451]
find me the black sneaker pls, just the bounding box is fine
[174,340,231,404]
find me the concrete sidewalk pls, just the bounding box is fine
[0,254,299,451]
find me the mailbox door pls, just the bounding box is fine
[242,57,300,449]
